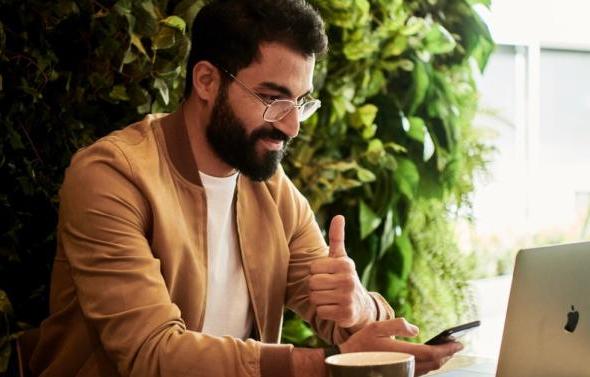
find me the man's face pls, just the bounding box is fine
[206,43,315,181]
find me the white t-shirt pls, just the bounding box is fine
[199,171,253,339]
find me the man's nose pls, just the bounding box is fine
[274,108,300,139]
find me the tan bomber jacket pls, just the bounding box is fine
[31,109,395,377]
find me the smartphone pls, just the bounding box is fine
[424,320,481,345]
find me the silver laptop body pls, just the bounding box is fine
[436,241,590,377]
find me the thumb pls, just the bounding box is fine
[328,215,347,258]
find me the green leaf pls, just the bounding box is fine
[379,209,395,258]
[109,85,130,101]
[0,290,13,314]
[8,128,24,150]
[350,104,378,128]
[131,33,149,58]
[394,158,420,199]
[153,27,176,50]
[383,34,408,58]
[174,0,207,31]
[359,200,382,240]
[356,167,376,183]
[407,116,425,142]
[424,23,457,54]
[134,1,159,36]
[395,232,413,280]
[153,77,169,105]
[0,21,5,54]
[361,258,376,288]
[467,0,491,7]
[329,161,357,171]
[160,16,186,32]
[281,318,314,344]
[113,0,132,14]
[406,59,429,115]
[0,342,10,373]
[402,16,426,36]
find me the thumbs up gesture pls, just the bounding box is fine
[309,215,376,329]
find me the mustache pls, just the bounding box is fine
[250,126,290,143]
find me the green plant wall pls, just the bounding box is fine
[0,0,494,368]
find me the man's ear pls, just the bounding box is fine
[191,61,221,103]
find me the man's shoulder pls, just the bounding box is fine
[70,113,168,171]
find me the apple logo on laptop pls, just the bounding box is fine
[564,305,579,333]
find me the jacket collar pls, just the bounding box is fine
[159,104,203,187]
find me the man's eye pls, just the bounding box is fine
[260,94,282,102]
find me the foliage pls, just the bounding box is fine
[282,0,494,343]
[0,0,494,364]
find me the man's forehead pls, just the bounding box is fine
[236,43,316,95]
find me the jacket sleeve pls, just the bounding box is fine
[59,140,291,377]
[280,175,395,345]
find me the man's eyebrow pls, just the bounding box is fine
[257,81,312,99]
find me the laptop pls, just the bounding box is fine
[433,241,590,377]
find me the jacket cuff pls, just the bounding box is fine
[260,343,294,377]
[368,292,395,321]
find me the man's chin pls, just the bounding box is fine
[240,151,282,182]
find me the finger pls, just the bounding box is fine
[385,342,436,362]
[309,273,350,291]
[310,257,355,275]
[431,341,464,357]
[315,304,342,321]
[329,215,346,258]
[370,318,419,338]
[310,290,350,306]
[415,360,446,376]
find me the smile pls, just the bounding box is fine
[260,137,284,151]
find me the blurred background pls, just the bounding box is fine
[461,0,590,358]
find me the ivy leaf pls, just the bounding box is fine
[407,116,426,142]
[356,167,376,183]
[402,16,426,36]
[281,318,314,344]
[350,104,378,128]
[8,129,25,150]
[153,27,176,50]
[406,59,430,115]
[395,232,413,280]
[424,23,457,54]
[173,0,207,31]
[383,34,408,58]
[0,21,5,54]
[109,85,130,101]
[467,0,491,8]
[394,158,420,199]
[379,209,395,258]
[153,77,169,105]
[160,16,186,32]
[359,200,381,239]
[131,33,149,58]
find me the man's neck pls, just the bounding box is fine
[182,99,237,178]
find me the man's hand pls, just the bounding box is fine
[339,318,463,376]
[309,215,375,329]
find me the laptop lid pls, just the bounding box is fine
[496,241,590,377]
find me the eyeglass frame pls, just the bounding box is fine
[216,66,321,123]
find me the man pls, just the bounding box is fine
[31,0,462,376]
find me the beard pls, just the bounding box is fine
[206,83,291,182]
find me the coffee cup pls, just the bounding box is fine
[325,352,415,377]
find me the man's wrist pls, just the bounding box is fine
[291,348,326,377]
[348,291,378,332]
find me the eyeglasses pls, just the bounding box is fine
[217,67,321,123]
